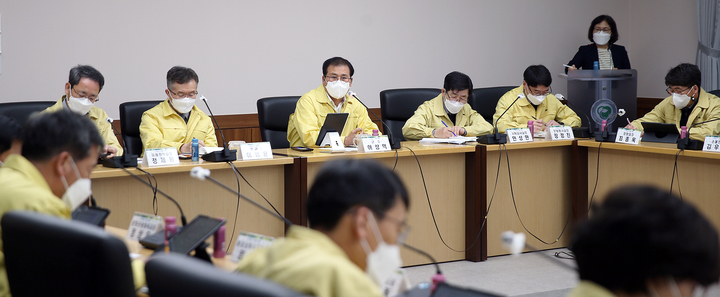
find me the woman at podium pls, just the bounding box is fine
[566,15,631,71]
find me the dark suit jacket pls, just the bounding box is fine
[567,44,631,72]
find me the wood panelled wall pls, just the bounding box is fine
[112,99,662,147]
[112,108,384,146]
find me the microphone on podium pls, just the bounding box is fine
[190,167,293,226]
[101,117,138,168]
[478,94,525,144]
[199,96,237,162]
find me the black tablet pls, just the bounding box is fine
[641,122,680,143]
[156,215,226,255]
[71,205,110,227]
[315,113,349,146]
[432,282,504,297]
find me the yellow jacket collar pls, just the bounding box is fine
[286,225,349,259]
[2,154,53,195]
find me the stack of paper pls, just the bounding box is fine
[419,136,476,144]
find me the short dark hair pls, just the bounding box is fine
[322,57,354,77]
[571,185,720,293]
[665,63,702,89]
[307,159,409,230]
[69,65,105,91]
[166,66,199,89]
[523,65,552,87]
[588,15,619,45]
[0,115,22,155]
[443,71,474,97]
[21,110,104,162]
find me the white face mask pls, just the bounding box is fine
[360,212,403,287]
[170,96,196,114]
[444,94,465,114]
[593,31,611,46]
[60,156,92,211]
[527,94,546,105]
[66,94,94,115]
[672,86,694,109]
[325,80,350,99]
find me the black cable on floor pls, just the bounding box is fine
[229,162,283,217]
[136,167,159,215]
[502,143,572,245]
[404,145,501,252]
[226,161,242,253]
[671,149,683,200]
[588,142,602,211]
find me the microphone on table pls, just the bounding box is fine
[555,93,594,138]
[348,91,401,150]
[595,109,625,142]
[190,167,293,226]
[199,96,237,162]
[478,94,525,144]
[501,231,575,270]
[677,117,720,150]
[401,243,445,292]
[101,117,138,168]
[115,164,188,226]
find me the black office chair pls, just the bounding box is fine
[119,100,162,156]
[0,101,56,125]
[380,88,441,141]
[468,86,516,123]
[257,96,300,149]
[708,89,720,98]
[2,211,136,297]
[146,253,309,297]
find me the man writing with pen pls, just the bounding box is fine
[402,71,493,140]
[287,57,379,147]
[493,65,581,133]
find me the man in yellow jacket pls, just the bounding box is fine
[402,71,493,140]
[238,159,409,297]
[494,65,581,133]
[626,63,720,141]
[43,65,122,157]
[287,57,379,147]
[140,66,217,154]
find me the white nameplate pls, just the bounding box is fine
[615,128,642,145]
[142,147,180,167]
[319,131,344,151]
[358,135,392,153]
[126,212,164,241]
[230,231,275,262]
[238,142,273,161]
[703,135,720,152]
[382,269,411,297]
[506,128,533,143]
[545,125,574,141]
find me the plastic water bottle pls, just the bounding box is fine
[593,61,599,70]
[681,126,688,139]
[372,129,379,136]
[191,138,199,161]
[527,120,534,132]
[213,224,226,258]
[165,216,177,240]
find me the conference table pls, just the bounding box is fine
[91,139,579,267]
[574,139,720,229]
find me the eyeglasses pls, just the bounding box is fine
[593,27,611,33]
[71,87,99,102]
[324,75,352,83]
[528,86,552,96]
[384,215,411,244]
[666,86,692,95]
[168,89,198,99]
[446,90,468,104]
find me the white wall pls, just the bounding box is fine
[0,0,692,119]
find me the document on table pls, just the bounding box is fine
[419,136,476,144]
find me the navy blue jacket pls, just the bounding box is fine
[567,44,631,72]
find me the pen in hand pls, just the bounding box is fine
[441,120,457,137]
